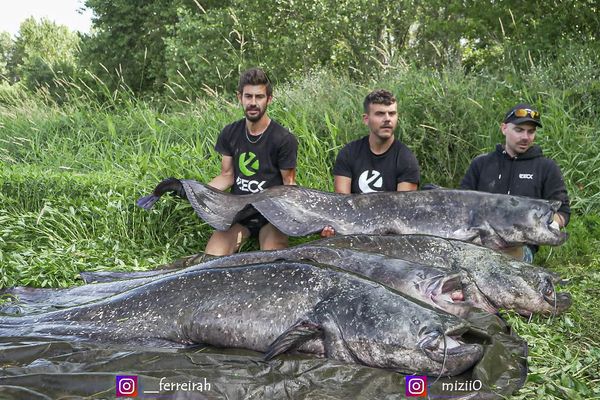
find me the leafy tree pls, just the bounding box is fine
[80,0,194,94]
[163,0,416,97]
[410,0,600,71]
[162,4,238,97]
[9,17,80,97]
[80,0,600,98]
[0,32,13,82]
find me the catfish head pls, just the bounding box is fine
[468,260,572,316]
[312,287,484,376]
[470,195,567,249]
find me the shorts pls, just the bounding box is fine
[238,211,269,238]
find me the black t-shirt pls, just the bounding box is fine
[333,136,420,193]
[215,118,298,194]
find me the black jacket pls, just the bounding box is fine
[460,144,571,226]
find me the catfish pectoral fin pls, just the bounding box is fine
[264,319,323,360]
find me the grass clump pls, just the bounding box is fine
[505,260,600,399]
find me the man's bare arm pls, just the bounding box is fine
[334,175,352,194]
[397,182,418,192]
[280,168,297,185]
[207,156,235,190]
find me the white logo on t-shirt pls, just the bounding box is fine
[519,174,534,180]
[358,170,383,193]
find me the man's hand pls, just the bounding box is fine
[320,225,336,238]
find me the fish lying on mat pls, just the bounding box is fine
[3,235,569,319]
[2,246,471,317]
[0,262,484,376]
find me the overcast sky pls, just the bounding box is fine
[0,0,93,37]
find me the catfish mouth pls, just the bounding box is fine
[511,277,572,317]
[543,209,568,244]
[541,277,572,315]
[428,275,473,318]
[435,275,499,315]
[418,328,484,375]
[544,292,572,314]
[433,275,465,303]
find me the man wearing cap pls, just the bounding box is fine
[460,103,570,262]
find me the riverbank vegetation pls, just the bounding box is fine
[1,1,599,397]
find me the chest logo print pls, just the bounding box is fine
[239,152,260,176]
[358,170,383,193]
[519,174,534,180]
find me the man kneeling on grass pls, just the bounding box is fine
[460,102,570,262]
[204,68,298,256]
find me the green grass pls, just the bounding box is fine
[1,48,599,398]
[505,260,600,399]
[520,217,600,398]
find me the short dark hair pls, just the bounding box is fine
[363,89,396,113]
[237,68,272,97]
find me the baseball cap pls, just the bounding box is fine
[503,103,542,127]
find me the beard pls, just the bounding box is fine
[245,106,266,122]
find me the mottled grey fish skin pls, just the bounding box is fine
[234,246,470,317]
[1,282,146,315]
[0,262,483,376]
[180,181,566,249]
[1,247,470,317]
[180,179,269,231]
[312,234,572,316]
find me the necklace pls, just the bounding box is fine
[245,124,266,144]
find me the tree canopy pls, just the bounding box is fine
[1,0,598,98]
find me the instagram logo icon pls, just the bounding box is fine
[116,375,138,397]
[405,375,428,397]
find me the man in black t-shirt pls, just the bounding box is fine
[321,89,420,237]
[460,103,570,262]
[205,68,298,256]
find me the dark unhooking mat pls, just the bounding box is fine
[0,312,526,400]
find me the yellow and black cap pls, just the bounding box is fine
[503,103,542,127]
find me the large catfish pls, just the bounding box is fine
[136,178,566,250]
[2,237,570,318]
[2,247,470,317]
[0,262,484,376]
[311,234,572,317]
